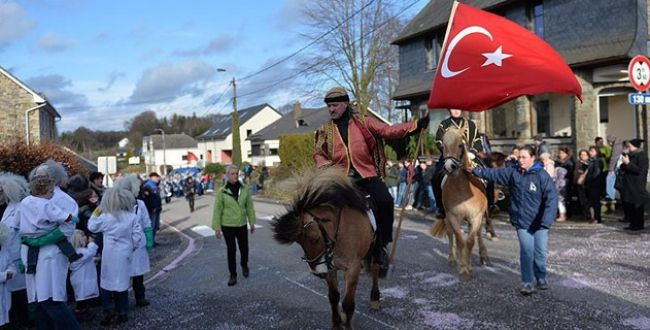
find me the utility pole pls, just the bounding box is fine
[231,77,242,167]
[155,128,167,176]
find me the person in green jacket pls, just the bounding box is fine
[212,165,256,286]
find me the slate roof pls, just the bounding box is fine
[146,134,197,149]
[393,0,510,44]
[197,103,280,140]
[247,106,392,142]
[247,107,330,141]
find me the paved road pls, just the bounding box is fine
[89,193,650,330]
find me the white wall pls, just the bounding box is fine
[142,147,203,173]
[198,106,282,164]
[599,94,636,141]
[250,139,280,166]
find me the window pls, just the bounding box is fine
[182,155,188,161]
[246,129,252,137]
[599,97,609,123]
[425,36,441,71]
[536,100,550,136]
[529,2,544,38]
[270,148,278,156]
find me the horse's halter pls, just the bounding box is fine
[443,141,467,173]
[301,208,343,276]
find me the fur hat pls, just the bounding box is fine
[324,86,350,104]
[0,172,29,205]
[113,174,142,197]
[99,187,135,215]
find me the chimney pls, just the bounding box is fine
[292,101,302,128]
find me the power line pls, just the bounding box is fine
[237,0,378,82]
[235,0,420,101]
[199,83,232,117]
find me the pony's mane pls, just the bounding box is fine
[442,127,472,169]
[272,168,367,244]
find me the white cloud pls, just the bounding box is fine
[97,71,126,92]
[0,2,35,49]
[128,60,217,104]
[37,32,75,52]
[173,34,235,57]
[26,74,88,110]
[274,0,306,29]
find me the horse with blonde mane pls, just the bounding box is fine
[272,168,381,329]
[430,125,491,280]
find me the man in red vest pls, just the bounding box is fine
[313,87,428,271]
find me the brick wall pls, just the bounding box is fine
[0,73,34,143]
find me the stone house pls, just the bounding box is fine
[392,0,650,154]
[197,103,282,164]
[0,66,60,145]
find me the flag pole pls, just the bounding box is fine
[388,1,459,267]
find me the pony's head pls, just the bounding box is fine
[441,127,471,173]
[271,168,367,277]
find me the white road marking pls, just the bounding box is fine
[279,273,399,330]
[191,225,215,237]
[145,220,198,285]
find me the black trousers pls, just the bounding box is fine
[354,177,394,245]
[132,275,145,300]
[222,225,249,276]
[623,202,645,229]
[586,186,602,221]
[432,158,446,214]
[9,289,29,327]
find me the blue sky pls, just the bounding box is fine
[1,0,427,132]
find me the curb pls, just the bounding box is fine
[143,220,203,286]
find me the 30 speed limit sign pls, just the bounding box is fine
[629,55,650,92]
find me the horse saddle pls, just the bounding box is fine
[363,194,378,232]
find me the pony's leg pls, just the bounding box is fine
[485,212,498,241]
[445,222,457,266]
[341,264,361,329]
[448,215,465,274]
[478,221,491,266]
[326,271,342,328]
[461,216,481,280]
[369,260,381,311]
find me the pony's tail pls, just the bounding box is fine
[430,219,447,238]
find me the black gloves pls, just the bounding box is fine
[417,115,430,131]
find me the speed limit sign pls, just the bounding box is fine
[628,55,650,91]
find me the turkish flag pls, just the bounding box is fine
[427,2,582,111]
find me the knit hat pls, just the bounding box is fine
[324,87,350,104]
[629,138,644,148]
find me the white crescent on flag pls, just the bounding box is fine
[441,25,512,78]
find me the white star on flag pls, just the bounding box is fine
[481,46,512,67]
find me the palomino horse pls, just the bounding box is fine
[272,168,381,329]
[430,126,491,280]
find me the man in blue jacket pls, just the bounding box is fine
[471,145,558,295]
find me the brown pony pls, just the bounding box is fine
[272,168,381,329]
[430,125,491,280]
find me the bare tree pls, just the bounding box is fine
[300,0,404,118]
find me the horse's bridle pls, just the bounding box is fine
[301,208,343,273]
[442,142,466,173]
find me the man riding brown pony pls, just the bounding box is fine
[312,87,428,272]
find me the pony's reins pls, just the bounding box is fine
[301,208,343,273]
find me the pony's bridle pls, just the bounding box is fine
[301,208,343,274]
[443,142,466,173]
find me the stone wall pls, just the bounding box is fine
[0,73,33,144]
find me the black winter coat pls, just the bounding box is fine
[618,150,649,205]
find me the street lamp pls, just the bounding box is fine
[154,128,167,176]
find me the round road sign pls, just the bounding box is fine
[628,55,650,91]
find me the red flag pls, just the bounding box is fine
[187,151,199,162]
[427,2,582,111]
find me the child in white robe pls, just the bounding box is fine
[69,229,99,321]
[88,188,144,326]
